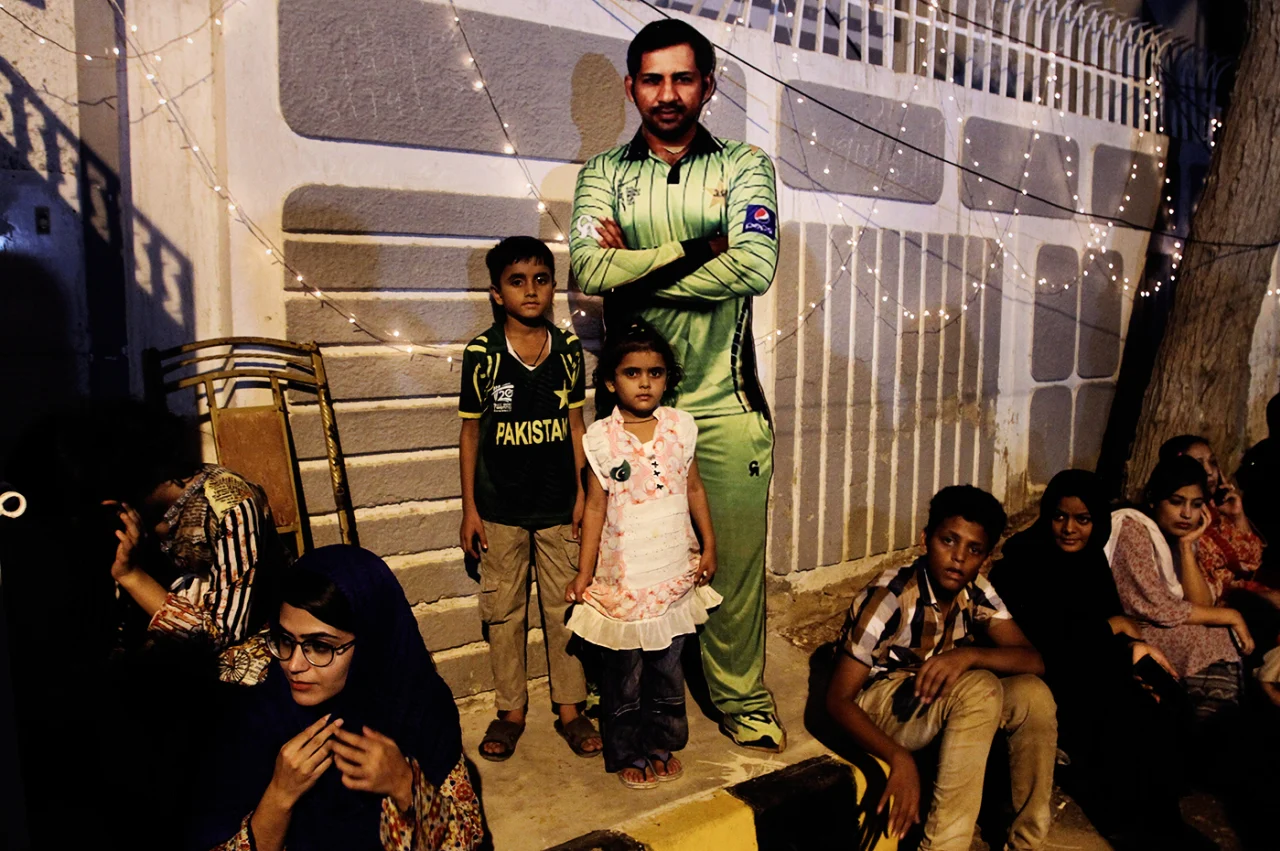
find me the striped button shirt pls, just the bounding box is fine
[151,465,281,648]
[838,558,1011,684]
[570,126,779,419]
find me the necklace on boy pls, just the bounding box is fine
[515,330,549,367]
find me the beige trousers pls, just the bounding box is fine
[477,521,587,711]
[857,670,1057,851]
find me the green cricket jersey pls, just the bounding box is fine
[570,126,779,419]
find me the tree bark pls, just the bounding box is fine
[1123,0,1280,499]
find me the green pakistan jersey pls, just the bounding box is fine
[570,126,779,419]
[459,321,586,528]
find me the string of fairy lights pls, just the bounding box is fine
[625,0,1208,352]
[2,0,1255,363]
[682,0,1201,333]
[656,0,1171,348]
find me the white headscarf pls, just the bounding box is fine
[1105,507,1184,599]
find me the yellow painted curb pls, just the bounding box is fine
[624,789,758,851]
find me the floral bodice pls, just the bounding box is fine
[582,406,702,622]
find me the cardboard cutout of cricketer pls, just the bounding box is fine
[569,19,784,752]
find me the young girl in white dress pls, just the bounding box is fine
[565,320,721,789]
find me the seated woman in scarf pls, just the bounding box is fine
[1159,435,1278,653]
[990,470,1204,848]
[190,545,484,851]
[1107,456,1255,722]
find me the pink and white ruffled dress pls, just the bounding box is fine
[566,405,722,651]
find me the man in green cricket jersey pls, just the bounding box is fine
[569,19,784,752]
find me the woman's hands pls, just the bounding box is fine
[267,715,342,809]
[104,500,144,581]
[1107,615,1143,640]
[1131,642,1178,679]
[1181,507,1212,547]
[1225,608,1256,656]
[331,726,414,812]
[1218,485,1250,532]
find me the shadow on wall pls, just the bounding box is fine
[571,53,626,163]
[0,55,196,461]
[1,50,198,851]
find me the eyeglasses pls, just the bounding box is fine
[266,631,355,668]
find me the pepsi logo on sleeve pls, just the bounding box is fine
[743,204,777,239]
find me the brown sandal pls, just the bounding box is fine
[479,717,525,762]
[555,714,603,758]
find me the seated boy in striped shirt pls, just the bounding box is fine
[825,485,1056,851]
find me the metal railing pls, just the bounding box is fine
[647,0,1227,140]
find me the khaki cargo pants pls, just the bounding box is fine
[478,521,587,711]
[857,670,1057,851]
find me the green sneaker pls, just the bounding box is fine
[721,711,786,753]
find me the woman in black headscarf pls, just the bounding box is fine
[190,545,484,851]
[990,470,1205,849]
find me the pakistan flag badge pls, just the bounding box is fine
[610,460,632,482]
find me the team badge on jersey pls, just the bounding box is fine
[493,382,515,413]
[743,204,777,238]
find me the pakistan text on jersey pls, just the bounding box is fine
[494,417,572,446]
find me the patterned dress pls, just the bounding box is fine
[1108,513,1239,678]
[212,756,483,851]
[151,464,281,649]
[1196,507,1265,603]
[567,406,721,651]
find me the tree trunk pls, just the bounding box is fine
[1123,0,1280,499]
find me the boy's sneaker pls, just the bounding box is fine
[721,711,786,753]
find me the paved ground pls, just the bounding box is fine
[457,604,1247,850]
[457,635,827,851]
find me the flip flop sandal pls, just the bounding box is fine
[555,714,603,758]
[648,750,683,782]
[478,717,525,762]
[617,758,658,789]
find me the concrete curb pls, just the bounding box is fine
[545,754,897,851]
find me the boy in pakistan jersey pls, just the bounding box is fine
[459,236,602,761]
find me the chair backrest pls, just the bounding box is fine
[144,336,358,557]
